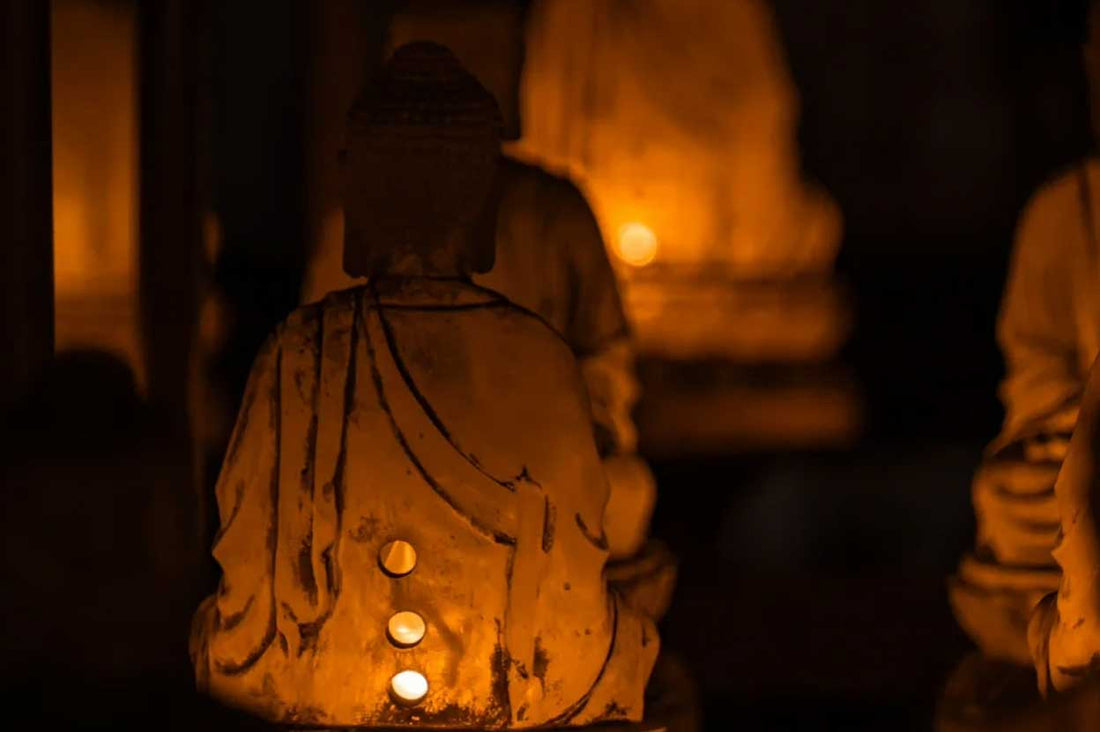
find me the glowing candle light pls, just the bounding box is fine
[378,539,417,577]
[615,222,658,267]
[390,670,428,704]
[387,611,426,648]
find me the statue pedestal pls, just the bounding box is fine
[189,651,699,731]
[935,653,1100,731]
[55,293,144,389]
[637,360,861,457]
[621,266,848,363]
[625,266,860,454]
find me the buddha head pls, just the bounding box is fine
[386,0,529,141]
[341,42,503,278]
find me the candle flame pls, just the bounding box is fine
[615,222,658,267]
[391,670,428,704]
[387,611,426,647]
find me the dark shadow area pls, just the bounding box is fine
[0,350,201,725]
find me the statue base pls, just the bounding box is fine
[187,651,699,731]
[935,652,1100,731]
[55,292,144,390]
[622,266,859,453]
[620,266,849,363]
[637,359,861,456]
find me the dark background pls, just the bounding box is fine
[774,0,1091,443]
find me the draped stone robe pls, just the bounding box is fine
[952,159,1100,664]
[190,278,657,727]
[301,159,637,460]
[1029,350,1100,695]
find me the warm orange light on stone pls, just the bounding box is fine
[390,670,429,705]
[387,611,426,648]
[615,222,658,267]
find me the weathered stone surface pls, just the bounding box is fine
[192,281,658,727]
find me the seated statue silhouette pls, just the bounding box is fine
[189,43,658,727]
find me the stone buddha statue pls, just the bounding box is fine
[1029,352,1100,696]
[950,0,1100,679]
[190,43,657,727]
[299,0,662,573]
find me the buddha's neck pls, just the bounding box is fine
[379,251,466,278]
[369,272,489,306]
[372,225,473,278]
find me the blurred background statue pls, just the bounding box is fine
[950,0,1100,675]
[511,0,854,454]
[517,0,841,282]
[939,2,1100,727]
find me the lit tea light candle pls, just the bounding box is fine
[615,222,658,267]
[390,669,429,705]
[378,539,417,577]
[387,611,427,648]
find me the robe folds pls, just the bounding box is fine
[190,278,657,727]
[1029,351,1100,695]
[951,158,1100,664]
[301,159,638,459]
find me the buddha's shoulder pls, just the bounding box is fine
[277,284,578,365]
[460,301,592,413]
[480,296,576,357]
[275,286,366,341]
[1024,158,1098,217]
[500,157,588,208]
[395,286,582,382]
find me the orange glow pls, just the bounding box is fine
[387,611,426,647]
[615,222,658,267]
[51,0,142,387]
[513,0,843,278]
[390,670,428,704]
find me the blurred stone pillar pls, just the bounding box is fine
[138,0,205,589]
[138,0,200,419]
[1,0,54,409]
[52,0,143,387]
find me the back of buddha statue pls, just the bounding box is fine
[191,42,656,727]
[194,279,656,726]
